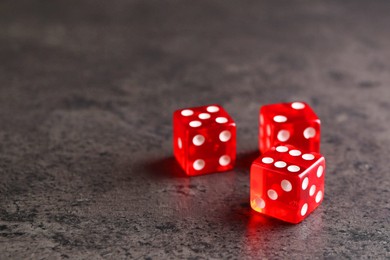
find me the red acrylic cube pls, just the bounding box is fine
[259,102,320,154]
[173,104,236,176]
[250,144,325,224]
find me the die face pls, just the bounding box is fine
[271,121,320,153]
[250,144,325,223]
[173,114,188,171]
[261,102,318,122]
[186,124,236,175]
[173,104,236,176]
[259,102,321,153]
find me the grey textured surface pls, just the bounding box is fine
[1,0,390,259]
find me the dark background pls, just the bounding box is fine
[1,0,389,259]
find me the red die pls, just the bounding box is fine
[173,104,236,176]
[259,102,320,153]
[250,144,325,224]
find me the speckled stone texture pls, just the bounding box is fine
[0,0,389,259]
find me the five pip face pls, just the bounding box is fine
[172,102,325,223]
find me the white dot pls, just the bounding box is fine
[281,180,292,192]
[291,102,305,110]
[302,177,309,190]
[181,109,194,116]
[260,115,264,125]
[315,191,323,203]
[198,113,211,119]
[302,154,315,160]
[252,197,265,209]
[309,185,316,196]
[287,165,300,173]
[193,159,205,170]
[216,117,228,124]
[207,106,219,113]
[178,138,182,149]
[276,146,288,152]
[300,203,308,216]
[273,115,287,123]
[192,135,205,146]
[303,127,316,139]
[266,125,271,136]
[289,150,301,156]
[317,165,324,178]
[219,130,231,142]
[277,130,290,142]
[262,157,274,164]
[267,189,278,200]
[219,155,231,166]
[189,121,202,127]
[274,161,287,168]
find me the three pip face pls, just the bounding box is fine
[173,102,325,224]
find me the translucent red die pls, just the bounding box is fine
[259,102,320,154]
[173,104,236,176]
[250,144,325,224]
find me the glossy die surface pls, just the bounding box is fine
[259,102,320,153]
[173,104,236,176]
[250,144,325,224]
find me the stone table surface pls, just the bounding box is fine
[0,0,389,259]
